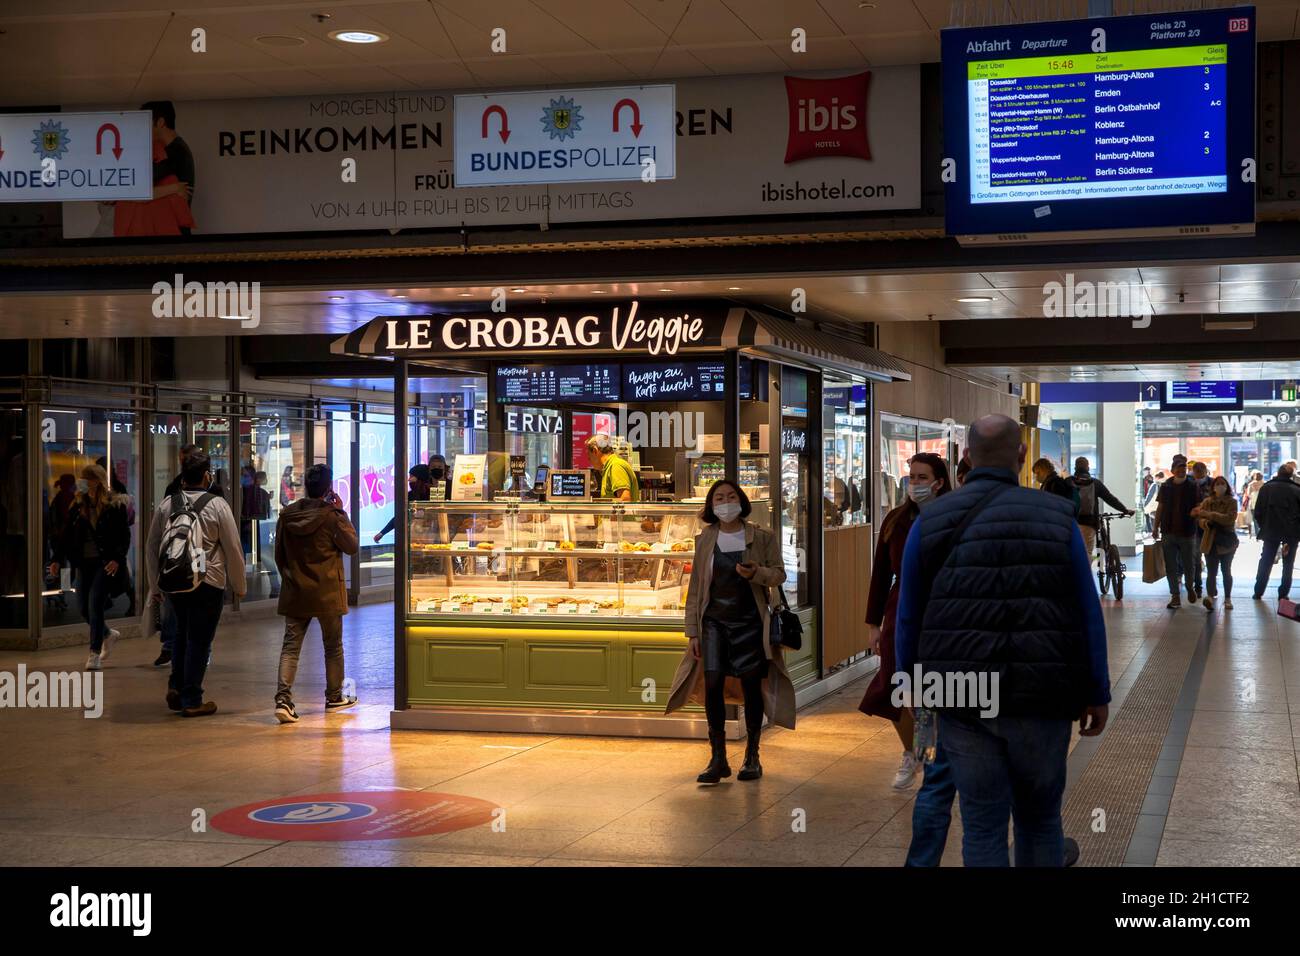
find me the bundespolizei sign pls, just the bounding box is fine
[454,85,675,186]
[0,111,152,202]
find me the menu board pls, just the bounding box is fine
[548,469,590,500]
[496,364,620,403]
[622,360,727,401]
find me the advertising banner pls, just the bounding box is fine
[2,110,152,203]
[62,68,919,237]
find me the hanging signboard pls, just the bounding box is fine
[453,85,675,186]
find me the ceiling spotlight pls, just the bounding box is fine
[329,29,388,44]
[657,288,673,293]
[457,292,473,297]
[957,296,994,303]
[391,293,407,299]
[510,287,527,293]
[591,289,606,294]
[328,295,344,301]
[727,286,741,291]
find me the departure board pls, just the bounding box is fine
[943,8,1255,243]
[496,364,620,403]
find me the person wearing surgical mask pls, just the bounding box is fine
[859,452,953,799]
[665,479,794,785]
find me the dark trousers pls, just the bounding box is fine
[1254,539,1298,599]
[75,561,110,652]
[160,593,176,653]
[168,583,224,709]
[905,740,956,866]
[1206,548,1235,598]
[939,713,1072,867]
[704,669,764,737]
[1161,535,1197,597]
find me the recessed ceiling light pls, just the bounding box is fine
[391,293,407,299]
[591,289,606,294]
[329,29,388,44]
[727,286,741,291]
[510,288,527,293]
[256,35,307,47]
[657,288,673,293]
[957,296,995,303]
[457,292,473,297]
[328,296,344,301]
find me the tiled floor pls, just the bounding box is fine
[2,543,1298,867]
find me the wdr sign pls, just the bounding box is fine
[1222,413,1278,434]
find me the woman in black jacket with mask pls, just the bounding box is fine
[48,463,132,670]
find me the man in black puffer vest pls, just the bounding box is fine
[895,414,1111,867]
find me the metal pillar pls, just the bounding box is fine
[393,359,409,711]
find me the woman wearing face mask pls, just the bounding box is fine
[1191,475,1239,610]
[859,452,953,789]
[47,464,132,670]
[665,479,794,784]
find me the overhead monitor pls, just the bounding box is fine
[942,7,1256,244]
[1159,380,1244,411]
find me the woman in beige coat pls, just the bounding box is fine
[665,479,795,784]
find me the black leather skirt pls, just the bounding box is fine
[702,615,768,679]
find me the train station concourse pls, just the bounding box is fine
[0,0,1293,938]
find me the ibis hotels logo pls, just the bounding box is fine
[784,72,872,164]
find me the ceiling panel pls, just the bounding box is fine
[1144,283,1222,304]
[725,0,845,41]
[1219,280,1300,299]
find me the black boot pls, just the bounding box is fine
[696,731,731,784]
[737,731,762,780]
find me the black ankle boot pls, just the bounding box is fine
[696,730,732,784]
[737,731,762,780]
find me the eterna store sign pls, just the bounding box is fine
[368,300,726,358]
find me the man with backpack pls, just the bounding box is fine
[145,448,244,717]
[1070,457,1133,562]
[273,464,359,724]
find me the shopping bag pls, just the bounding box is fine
[1278,598,1300,621]
[1142,539,1165,584]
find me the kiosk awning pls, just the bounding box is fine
[727,309,911,383]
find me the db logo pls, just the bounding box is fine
[784,71,871,164]
[1228,17,1249,32]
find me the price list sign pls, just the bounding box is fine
[496,364,620,403]
[943,7,1255,242]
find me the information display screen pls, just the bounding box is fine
[622,360,726,401]
[548,470,590,500]
[942,8,1255,242]
[496,364,620,403]
[1159,380,1243,411]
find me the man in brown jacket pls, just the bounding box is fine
[273,463,359,724]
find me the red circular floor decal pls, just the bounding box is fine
[211,791,498,841]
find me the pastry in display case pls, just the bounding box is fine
[407,501,703,621]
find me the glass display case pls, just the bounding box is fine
[407,500,703,622]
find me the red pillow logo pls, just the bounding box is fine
[784,71,871,164]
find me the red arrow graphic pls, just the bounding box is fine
[96,123,123,160]
[481,105,510,143]
[0,134,5,161]
[612,98,642,137]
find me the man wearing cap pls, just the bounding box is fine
[1153,455,1200,609]
[1250,462,1300,601]
[586,434,640,502]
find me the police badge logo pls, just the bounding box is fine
[31,119,71,161]
[541,96,583,141]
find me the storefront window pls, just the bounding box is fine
[0,411,26,629]
[780,367,810,607]
[151,413,186,502]
[879,417,916,525]
[1040,402,1099,472]
[239,402,307,602]
[42,407,140,629]
[823,376,868,526]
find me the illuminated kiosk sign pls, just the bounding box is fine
[941,7,1256,244]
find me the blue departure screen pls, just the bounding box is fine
[944,8,1255,241]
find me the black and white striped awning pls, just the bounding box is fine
[723,309,911,383]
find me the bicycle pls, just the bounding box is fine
[1096,511,1129,599]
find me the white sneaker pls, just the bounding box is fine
[85,652,102,671]
[99,628,121,662]
[892,750,920,789]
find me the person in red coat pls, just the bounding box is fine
[860,452,952,789]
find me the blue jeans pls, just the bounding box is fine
[75,561,110,652]
[939,713,1072,867]
[168,583,224,709]
[1161,535,1197,597]
[160,593,177,654]
[1254,538,1297,599]
[905,740,956,867]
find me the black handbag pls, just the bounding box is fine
[769,586,803,651]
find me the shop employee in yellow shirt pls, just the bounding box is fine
[586,434,640,502]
